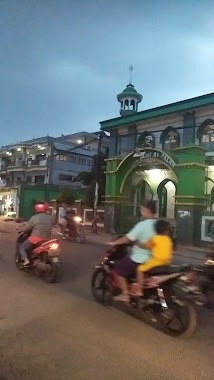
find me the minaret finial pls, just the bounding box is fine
[129,65,133,84]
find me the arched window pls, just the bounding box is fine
[160,127,180,150]
[124,99,129,110]
[201,122,214,151]
[197,119,214,151]
[201,126,214,150]
[130,99,136,111]
[137,132,155,148]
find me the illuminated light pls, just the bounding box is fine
[145,169,165,182]
[50,242,59,250]
[77,140,82,144]
[27,152,29,155]
[6,151,10,155]
[205,259,214,266]
[74,216,82,223]
[17,148,22,151]
[37,145,42,149]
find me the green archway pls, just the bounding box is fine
[104,145,207,244]
[117,148,178,195]
[157,178,177,218]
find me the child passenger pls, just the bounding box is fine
[135,219,173,296]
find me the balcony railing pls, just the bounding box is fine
[27,159,47,167]
[0,159,47,170]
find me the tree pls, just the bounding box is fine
[57,187,75,205]
[73,171,94,186]
[73,152,107,207]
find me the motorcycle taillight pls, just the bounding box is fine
[50,242,59,250]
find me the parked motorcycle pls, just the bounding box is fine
[15,231,62,283]
[181,252,214,309]
[59,215,86,243]
[91,244,199,338]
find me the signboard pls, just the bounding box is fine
[133,149,176,169]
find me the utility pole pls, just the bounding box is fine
[93,132,103,217]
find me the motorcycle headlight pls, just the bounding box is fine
[74,216,82,223]
[205,259,214,266]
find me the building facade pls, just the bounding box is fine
[0,131,107,188]
[100,81,214,245]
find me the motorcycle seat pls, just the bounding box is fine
[146,265,183,276]
[30,239,52,251]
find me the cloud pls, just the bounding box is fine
[1,1,214,144]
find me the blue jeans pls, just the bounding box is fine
[20,238,34,261]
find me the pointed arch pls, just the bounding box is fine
[137,131,155,148]
[130,99,136,111]
[197,119,214,150]
[124,99,129,110]
[197,119,214,140]
[160,126,180,150]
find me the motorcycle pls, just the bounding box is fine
[15,230,62,283]
[181,252,214,309]
[59,215,86,243]
[91,244,199,338]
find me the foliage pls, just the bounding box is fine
[73,171,93,186]
[73,152,107,207]
[56,187,75,205]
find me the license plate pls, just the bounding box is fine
[48,249,59,255]
[52,257,60,263]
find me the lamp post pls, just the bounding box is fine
[93,132,103,217]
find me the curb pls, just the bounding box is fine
[86,234,206,262]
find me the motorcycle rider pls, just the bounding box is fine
[108,200,156,302]
[19,201,54,267]
[67,209,77,238]
[58,203,68,238]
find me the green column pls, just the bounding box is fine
[174,145,207,244]
[104,158,125,233]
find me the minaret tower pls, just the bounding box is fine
[117,66,143,116]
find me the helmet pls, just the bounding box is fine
[35,202,49,213]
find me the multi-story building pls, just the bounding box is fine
[62,131,109,154]
[0,131,107,188]
[100,79,214,245]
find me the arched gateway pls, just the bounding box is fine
[104,145,207,245]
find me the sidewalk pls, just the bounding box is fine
[86,232,208,262]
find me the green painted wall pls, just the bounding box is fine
[105,145,207,205]
[104,145,207,243]
[18,184,85,220]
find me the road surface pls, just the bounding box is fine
[0,225,213,380]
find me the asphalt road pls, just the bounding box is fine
[0,225,213,380]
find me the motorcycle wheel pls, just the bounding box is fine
[43,258,62,283]
[15,251,23,271]
[76,230,86,244]
[91,268,113,305]
[160,288,198,338]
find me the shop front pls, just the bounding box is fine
[0,188,18,217]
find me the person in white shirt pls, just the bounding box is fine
[58,203,67,237]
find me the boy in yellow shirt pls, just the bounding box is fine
[135,219,173,296]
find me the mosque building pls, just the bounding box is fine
[100,67,214,245]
